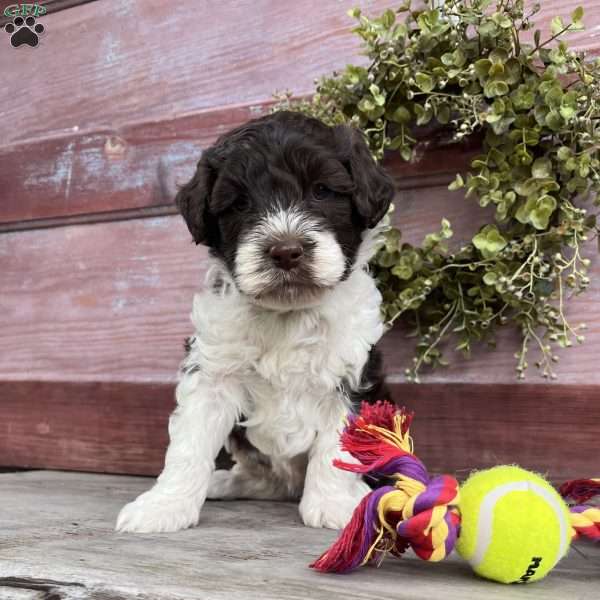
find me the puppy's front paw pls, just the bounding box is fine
[116,489,202,533]
[299,480,370,529]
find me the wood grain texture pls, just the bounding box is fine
[0,0,397,227]
[0,0,596,144]
[0,215,200,383]
[1,380,597,480]
[1,0,599,479]
[399,383,600,480]
[0,381,172,475]
[0,107,481,230]
[0,103,270,227]
[0,0,396,145]
[2,1,599,228]
[2,200,598,385]
[2,471,598,600]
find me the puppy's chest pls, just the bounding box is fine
[239,317,360,457]
[246,312,360,393]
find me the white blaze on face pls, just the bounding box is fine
[234,207,346,304]
[308,229,346,286]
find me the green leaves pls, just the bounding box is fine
[448,174,465,191]
[416,8,448,36]
[369,84,386,105]
[515,195,558,229]
[550,7,585,37]
[484,80,509,98]
[572,6,584,23]
[473,225,508,259]
[551,16,566,36]
[380,8,395,29]
[423,218,453,252]
[512,84,535,110]
[442,48,466,68]
[474,59,492,80]
[414,103,433,125]
[415,72,434,93]
[357,93,385,120]
[345,65,368,85]
[276,0,600,381]
[388,105,412,124]
[482,271,499,286]
[570,7,585,31]
[531,158,552,179]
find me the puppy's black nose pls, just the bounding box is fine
[269,240,304,270]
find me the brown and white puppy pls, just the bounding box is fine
[116,111,394,533]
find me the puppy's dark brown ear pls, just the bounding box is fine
[336,126,395,228]
[175,153,217,245]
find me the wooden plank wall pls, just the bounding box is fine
[2,0,599,230]
[1,0,599,480]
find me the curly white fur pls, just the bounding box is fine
[116,227,385,533]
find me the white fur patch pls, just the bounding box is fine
[234,207,346,303]
[116,230,385,533]
[307,229,346,287]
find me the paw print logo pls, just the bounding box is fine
[4,16,45,48]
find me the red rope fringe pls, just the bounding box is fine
[310,492,371,573]
[559,478,600,504]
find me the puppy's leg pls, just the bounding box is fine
[299,408,370,529]
[208,464,290,500]
[208,435,304,501]
[116,378,241,533]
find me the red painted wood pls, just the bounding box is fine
[0,381,172,475]
[0,0,396,145]
[0,215,203,384]
[403,383,600,482]
[1,1,598,228]
[1,0,595,144]
[0,104,271,227]
[1,381,596,480]
[1,0,598,477]
[1,206,598,385]
[0,105,481,230]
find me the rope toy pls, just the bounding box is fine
[311,401,600,583]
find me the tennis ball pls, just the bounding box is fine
[456,466,571,584]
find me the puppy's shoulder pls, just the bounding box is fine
[184,267,250,359]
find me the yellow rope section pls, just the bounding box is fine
[569,506,600,539]
[361,413,414,454]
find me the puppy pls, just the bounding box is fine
[116,111,395,533]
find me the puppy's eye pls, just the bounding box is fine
[312,183,334,200]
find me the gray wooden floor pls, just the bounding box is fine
[0,472,598,600]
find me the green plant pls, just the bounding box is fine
[276,0,600,381]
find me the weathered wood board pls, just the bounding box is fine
[0,0,396,227]
[3,0,595,145]
[1,0,599,478]
[1,179,599,477]
[1,0,599,229]
[1,198,598,385]
[0,471,598,600]
[1,381,598,480]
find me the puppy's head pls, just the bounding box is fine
[176,111,394,310]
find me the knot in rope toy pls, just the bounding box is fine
[312,401,600,584]
[560,478,600,540]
